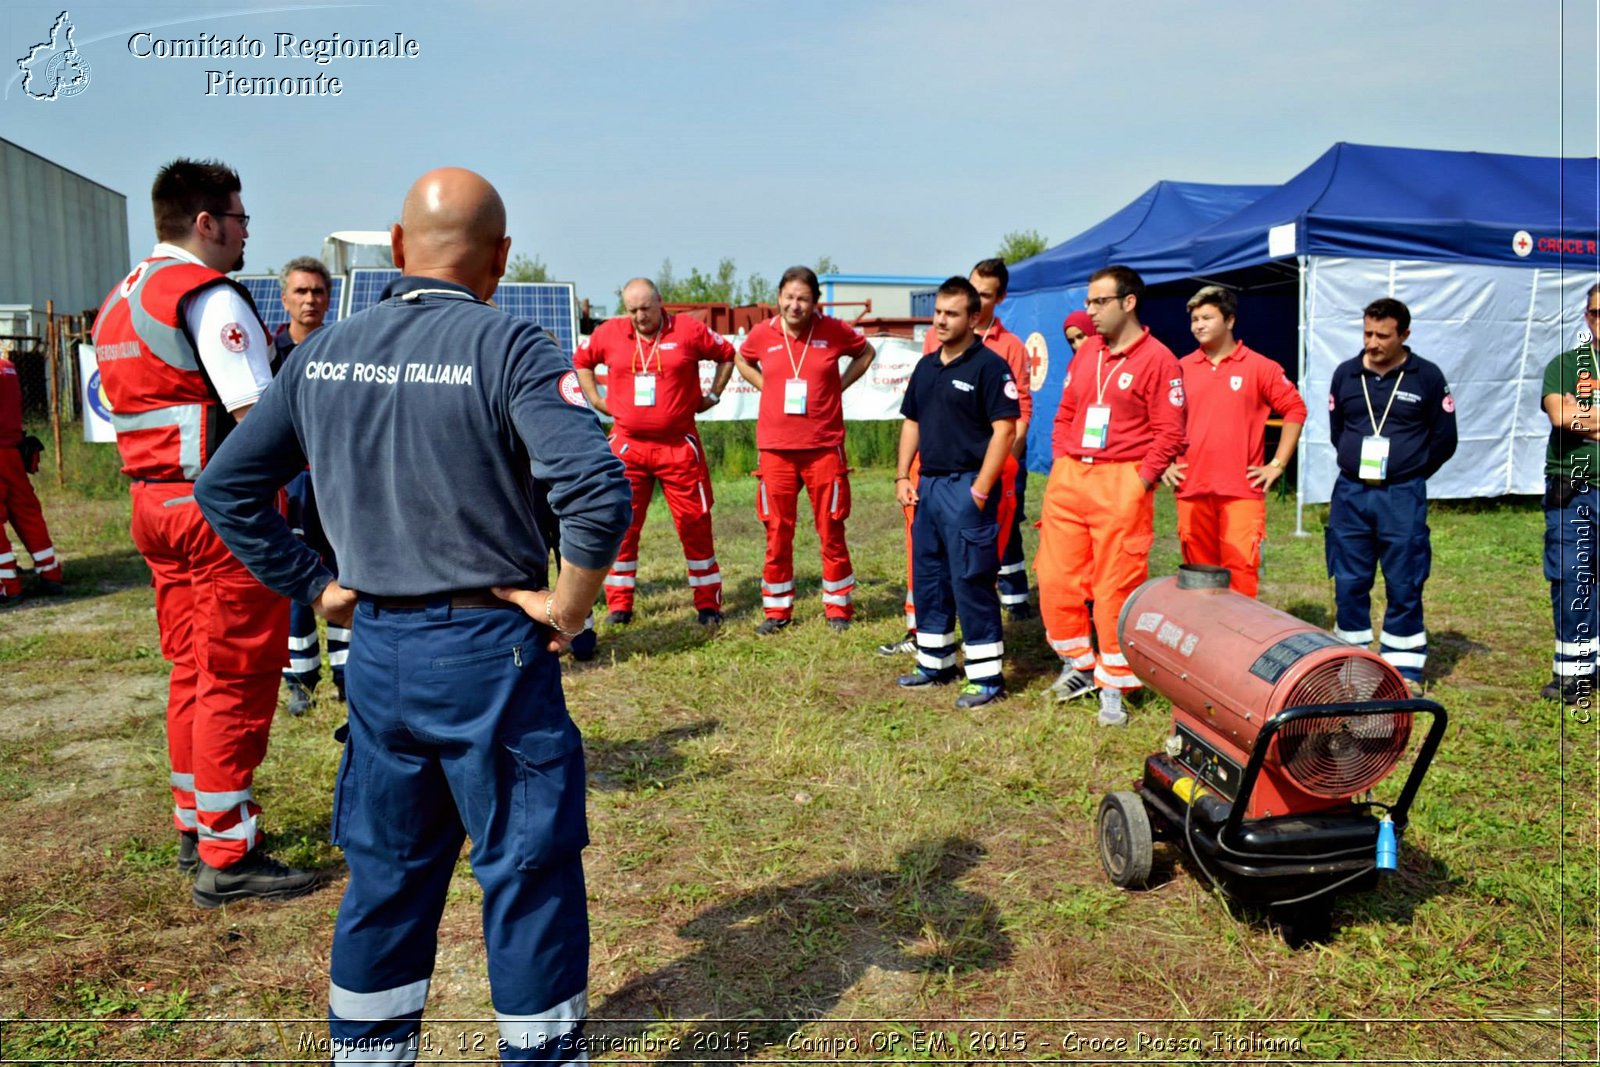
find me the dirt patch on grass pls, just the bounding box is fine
[0,672,164,742]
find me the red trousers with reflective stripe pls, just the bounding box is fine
[755,446,854,620]
[130,481,288,869]
[901,453,1019,629]
[0,447,61,597]
[1034,458,1153,691]
[604,431,721,613]
[1176,494,1266,597]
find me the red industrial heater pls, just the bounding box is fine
[1096,565,1446,944]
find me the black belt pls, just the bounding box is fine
[362,589,525,612]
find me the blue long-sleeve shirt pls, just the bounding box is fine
[1328,349,1458,484]
[196,276,630,601]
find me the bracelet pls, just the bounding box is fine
[544,594,584,637]
[970,487,990,501]
[895,475,911,482]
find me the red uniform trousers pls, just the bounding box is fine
[603,431,721,613]
[756,446,854,620]
[901,453,1019,629]
[1034,458,1153,691]
[130,481,289,869]
[1176,495,1266,597]
[0,447,62,596]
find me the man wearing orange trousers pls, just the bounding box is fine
[1035,265,1186,726]
[736,266,875,634]
[0,352,64,604]
[93,158,312,906]
[1162,286,1305,596]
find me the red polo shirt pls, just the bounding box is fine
[922,316,1033,425]
[740,313,869,450]
[575,313,735,439]
[1175,342,1307,500]
[1051,327,1187,486]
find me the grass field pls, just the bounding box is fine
[0,425,1596,1064]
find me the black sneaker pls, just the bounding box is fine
[755,618,791,636]
[284,679,312,718]
[1539,675,1562,701]
[826,617,851,633]
[176,831,199,876]
[606,610,633,625]
[876,632,916,656]
[897,668,955,687]
[192,848,320,909]
[35,578,65,597]
[697,609,723,635]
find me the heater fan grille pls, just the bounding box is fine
[1273,656,1412,798]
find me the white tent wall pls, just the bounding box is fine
[1297,256,1592,507]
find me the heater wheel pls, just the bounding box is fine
[1097,791,1154,888]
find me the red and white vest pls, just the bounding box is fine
[92,257,258,481]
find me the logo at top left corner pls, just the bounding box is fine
[17,11,92,101]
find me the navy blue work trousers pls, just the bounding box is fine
[911,472,1005,684]
[329,598,588,1063]
[1545,476,1600,687]
[284,469,347,694]
[1324,475,1431,682]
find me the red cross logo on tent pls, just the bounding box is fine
[1513,229,1533,258]
[220,322,248,352]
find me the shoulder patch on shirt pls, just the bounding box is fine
[1004,380,1019,400]
[1328,392,1336,411]
[1442,393,1455,413]
[558,370,588,407]
[1169,383,1185,408]
[220,322,248,353]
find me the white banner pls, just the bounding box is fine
[79,344,116,443]
[590,334,924,422]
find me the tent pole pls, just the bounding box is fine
[1295,255,1308,538]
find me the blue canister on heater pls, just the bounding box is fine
[1376,815,1398,871]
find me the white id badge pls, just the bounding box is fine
[1359,435,1390,480]
[633,373,657,407]
[1081,404,1111,450]
[784,377,809,415]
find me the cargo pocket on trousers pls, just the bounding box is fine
[329,721,355,848]
[959,523,1001,580]
[829,473,853,521]
[753,471,771,523]
[508,724,589,871]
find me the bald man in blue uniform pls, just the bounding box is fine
[196,167,629,1063]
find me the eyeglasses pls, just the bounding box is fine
[1085,295,1124,310]
[215,211,250,228]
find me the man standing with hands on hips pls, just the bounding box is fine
[894,276,1019,707]
[1324,297,1457,696]
[196,167,630,1061]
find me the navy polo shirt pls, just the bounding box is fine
[900,340,1021,475]
[1327,349,1458,484]
[196,275,631,601]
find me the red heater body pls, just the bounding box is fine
[1095,566,1446,943]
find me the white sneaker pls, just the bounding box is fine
[1050,664,1095,702]
[1097,687,1127,726]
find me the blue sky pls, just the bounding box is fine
[3,0,1598,306]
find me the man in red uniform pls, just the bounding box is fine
[1035,265,1186,726]
[736,265,876,634]
[0,351,63,603]
[883,259,1034,656]
[1162,286,1305,596]
[574,277,735,632]
[92,158,314,905]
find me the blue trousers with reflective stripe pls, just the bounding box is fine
[1324,475,1431,681]
[912,473,1004,683]
[284,469,346,693]
[1545,477,1600,682]
[330,599,588,1063]
[997,460,1030,607]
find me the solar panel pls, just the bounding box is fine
[345,269,579,354]
[234,274,345,332]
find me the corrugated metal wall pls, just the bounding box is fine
[0,138,129,319]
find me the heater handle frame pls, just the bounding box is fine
[1221,698,1448,849]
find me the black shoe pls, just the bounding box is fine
[606,610,633,625]
[176,831,199,876]
[826,617,851,633]
[697,609,723,635]
[283,679,312,718]
[877,632,916,656]
[755,617,791,636]
[955,681,1006,708]
[35,578,65,597]
[1005,602,1035,622]
[1539,675,1562,701]
[192,848,320,909]
[1555,674,1596,705]
[897,668,955,688]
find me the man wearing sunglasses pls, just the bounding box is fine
[1539,282,1600,705]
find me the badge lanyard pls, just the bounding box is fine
[782,319,815,415]
[633,324,662,408]
[1080,346,1120,451]
[1358,369,1404,481]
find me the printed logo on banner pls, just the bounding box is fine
[16,11,92,101]
[1512,230,1533,258]
[87,370,113,420]
[1024,332,1049,392]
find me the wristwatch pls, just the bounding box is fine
[705,392,721,405]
